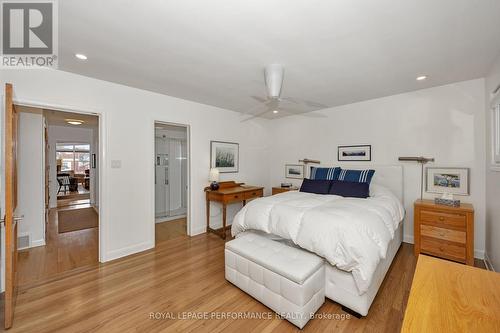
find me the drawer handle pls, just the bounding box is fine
[234,195,239,199]
[252,192,256,195]
[439,232,446,237]
[439,246,444,252]
[439,217,445,221]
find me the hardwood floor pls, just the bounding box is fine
[155,218,187,243]
[17,206,99,287]
[6,229,487,333]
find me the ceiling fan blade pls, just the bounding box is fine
[281,97,300,104]
[240,107,274,122]
[304,100,328,109]
[298,112,327,118]
[251,96,268,103]
[281,96,328,110]
[243,102,268,115]
[277,105,327,118]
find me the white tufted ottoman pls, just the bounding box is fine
[225,233,325,329]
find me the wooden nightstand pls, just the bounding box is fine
[272,186,299,195]
[414,199,474,265]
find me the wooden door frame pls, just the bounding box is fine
[152,121,191,241]
[4,97,107,262]
[3,83,18,329]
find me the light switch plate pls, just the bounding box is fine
[111,160,122,169]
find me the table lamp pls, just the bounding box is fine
[209,168,220,191]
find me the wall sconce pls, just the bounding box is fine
[299,158,321,164]
[398,156,435,200]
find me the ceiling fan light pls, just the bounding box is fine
[272,110,279,114]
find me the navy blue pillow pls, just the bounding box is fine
[329,180,370,198]
[300,179,332,194]
[310,167,341,180]
[338,169,375,184]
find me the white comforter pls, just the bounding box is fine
[231,184,405,294]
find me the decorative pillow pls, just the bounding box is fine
[300,179,332,194]
[310,167,341,180]
[338,168,375,184]
[329,180,370,198]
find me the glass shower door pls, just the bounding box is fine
[155,136,169,219]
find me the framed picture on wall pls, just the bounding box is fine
[426,167,469,195]
[210,141,239,173]
[285,164,304,179]
[338,145,371,161]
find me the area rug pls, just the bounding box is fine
[58,207,98,233]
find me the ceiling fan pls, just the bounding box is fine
[241,64,328,121]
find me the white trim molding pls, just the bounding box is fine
[491,102,500,169]
[105,241,154,262]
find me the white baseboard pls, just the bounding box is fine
[484,252,496,272]
[104,241,154,262]
[31,238,46,248]
[403,234,414,244]
[191,225,207,236]
[474,249,485,260]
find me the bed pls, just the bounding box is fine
[231,165,405,316]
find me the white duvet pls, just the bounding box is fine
[231,184,405,294]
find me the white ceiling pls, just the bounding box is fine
[44,109,98,129]
[59,0,500,117]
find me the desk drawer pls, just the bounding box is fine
[420,210,466,229]
[225,193,243,203]
[421,237,466,262]
[244,189,263,200]
[420,225,466,244]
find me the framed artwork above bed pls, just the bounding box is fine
[285,164,304,179]
[338,145,371,161]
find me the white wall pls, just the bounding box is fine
[268,79,486,258]
[0,69,488,279]
[48,125,93,208]
[485,55,500,271]
[18,111,45,248]
[1,69,271,264]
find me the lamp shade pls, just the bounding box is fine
[209,168,219,182]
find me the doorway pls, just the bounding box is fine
[15,106,100,286]
[154,122,188,244]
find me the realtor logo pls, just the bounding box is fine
[1,0,58,68]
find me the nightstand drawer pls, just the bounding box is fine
[420,225,466,244]
[244,189,263,200]
[421,236,466,262]
[420,210,466,229]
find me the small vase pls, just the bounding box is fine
[210,181,219,191]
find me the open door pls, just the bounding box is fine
[4,83,19,329]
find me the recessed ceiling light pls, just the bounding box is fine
[66,119,84,125]
[416,75,427,81]
[272,110,279,114]
[75,53,87,60]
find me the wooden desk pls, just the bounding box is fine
[205,181,264,239]
[402,255,500,333]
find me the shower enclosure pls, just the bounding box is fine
[155,124,187,222]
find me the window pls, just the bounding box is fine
[56,143,90,173]
[494,105,500,165]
